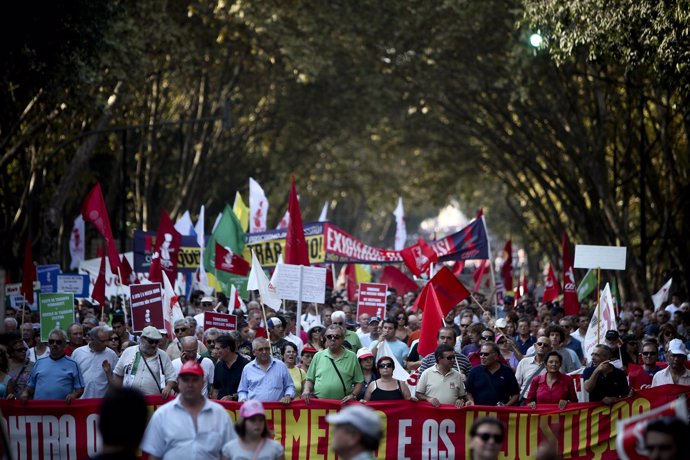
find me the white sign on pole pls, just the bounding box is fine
[274,264,327,304]
[574,245,627,270]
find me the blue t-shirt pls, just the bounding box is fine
[466,364,520,406]
[28,355,84,400]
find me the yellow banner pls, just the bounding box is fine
[243,234,325,268]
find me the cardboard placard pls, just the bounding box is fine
[37,265,61,293]
[273,264,327,304]
[129,283,164,332]
[574,245,627,270]
[39,293,75,341]
[357,282,387,319]
[203,312,237,332]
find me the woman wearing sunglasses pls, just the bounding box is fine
[525,351,578,410]
[363,356,412,402]
[469,416,505,460]
[657,324,677,362]
[6,338,33,400]
[106,333,123,357]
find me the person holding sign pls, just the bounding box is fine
[20,329,84,403]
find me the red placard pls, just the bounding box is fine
[357,282,387,319]
[129,283,164,332]
[203,311,237,332]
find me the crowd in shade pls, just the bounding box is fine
[2,282,690,459]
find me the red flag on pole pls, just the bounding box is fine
[450,260,465,276]
[379,266,419,295]
[284,177,310,266]
[81,183,120,272]
[413,266,471,315]
[542,264,561,303]
[472,260,489,292]
[344,264,358,302]
[148,210,181,285]
[400,239,438,276]
[562,232,579,316]
[21,238,35,305]
[417,285,446,356]
[214,242,250,276]
[119,255,136,286]
[92,252,106,305]
[501,240,513,292]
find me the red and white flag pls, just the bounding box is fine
[229,284,246,313]
[651,278,673,311]
[249,177,269,232]
[473,259,490,292]
[583,283,617,363]
[501,240,513,292]
[276,210,290,229]
[393,197,407,251]
[542,264,561,303]
[214,242,250,276]
[401,239,438,276]
[162,271,184,338]
[81,183,120,272]
[148,210,181,285]
[562,232,579,316]
[69,215,85,270]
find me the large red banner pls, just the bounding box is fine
[2,386,688,459]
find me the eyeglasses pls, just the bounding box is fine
[481,335,495,341]
[109,337,120,341]
[497,340,506,345]
[48,339,64,345]
[378,363,393,369]
[535,342,550,347]
[442,355,455,361]
[325,335,342,340]
[460,323,471,328]
[633,313,643,317]
[255,347,271,353]
[641,351,657,356]
[175,328,187,333]
[332,322,344,326]
[479,352,494,357]
[206,340,215,346]
[143,337,160,345]
[475,432,503,443]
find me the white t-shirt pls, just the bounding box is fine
[27,346,49,363]
[114,345,177,395]
[72,345,119,398]
[172,356,215,397]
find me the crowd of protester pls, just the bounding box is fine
[2,282,689,458]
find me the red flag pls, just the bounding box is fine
[148,210,181,284]
[81,183,120,272]
[119,255,136,286]
[284,178,310,266]
[542,264,561,303]
[413,266,471,315]
[344,264,358,301]
[562,232,579,316]
[417,285,445,356]
[501,240,513,291]
[450,260,465,276]
[519,275,528,300]
[379,266,419,295]
[472,260,489,292]
[21,238,35,305]
[400,239,438,276]
[92,252,107,306]
[214,242,250,276]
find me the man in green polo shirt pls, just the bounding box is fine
[302,324,364,403]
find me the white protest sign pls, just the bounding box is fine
[274,264,326,304]
[574,245,627,270]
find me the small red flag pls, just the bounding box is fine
[21,238,35,305]
[451,260,465,276]
[214,242,250,276]
[379,266,419,295]
[148,210,181,284]
[92,252,107,306]
[417,285,446,356]
[501,240,513,291]
[344,264,358,301]
[400,239,438,276]
[472,260,489,292]
[413,266,471,315]
[119,255,136,286]
[562,232,579,316]
[542,264,561,303]
[284,178,310,266]
[81,183,120,272]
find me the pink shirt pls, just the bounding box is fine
[526,372,578,404]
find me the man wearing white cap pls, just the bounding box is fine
[651,339,690,387]
[193,296,218,331]
[113,326,177,397]
[327,404,383,460]
[141,360,236,459]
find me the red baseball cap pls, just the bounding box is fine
[178,360,204,378]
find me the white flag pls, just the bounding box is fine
[583,283,617,364]
[230,284,247,313]
[162,271,185,338]
[269,254,284,289]
[651,278,673,311]
[212,212,222,233]
[174,210,195,236]
[249,177,269,232]
[318,201,329,222]
[276,210,290,229]
[393,197,407,250]
[247,250,282,310]
[69,215,85,270]
[194,205,209,289]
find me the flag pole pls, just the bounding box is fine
[296,265,304,337]
[596,267,601,344]
[469,294,488,313]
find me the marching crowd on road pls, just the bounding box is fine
[2,286,690,459]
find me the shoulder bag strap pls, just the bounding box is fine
[520,363,546,400]
[141,354,163,394]
[327,357,348,395]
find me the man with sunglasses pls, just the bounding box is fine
[416,327,471,376]
[331,311,362,352]
[237,337,295,403]
[303,324,364,403]
[416,344,467,407]
[651,339,690,387]
[465,343,520,406]
[72,326,119,398]
[515,337,552,399]
[20,329,84,403]
[113,326,177,397]
[628,341,663,389]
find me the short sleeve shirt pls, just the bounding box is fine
[465,364,520,406]
[416,365,466,405]
[28,355,84,400]
[306,348,364,400]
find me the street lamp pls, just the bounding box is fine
[529,32,543,49]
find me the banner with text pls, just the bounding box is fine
[2,386,688,460]
[357,282,387,319]
[203,312,237,332]
[38,293,75,341]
